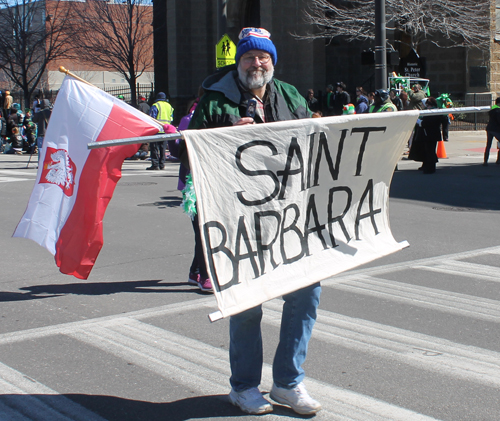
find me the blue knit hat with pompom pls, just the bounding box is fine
[235,28,277,65]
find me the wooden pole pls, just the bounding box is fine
[59,66,96,87]
[59,66,164,130]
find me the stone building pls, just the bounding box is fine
[156,0,497,119]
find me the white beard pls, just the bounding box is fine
[238,64,274,91]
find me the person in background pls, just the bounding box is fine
[390,89,403,111]
[400,90,410,110]
[324,84,334,116]
[483,96,500,166]
[32,95,42,114]
[333,82,350,115]
[182,26,321,417]
[367,91,375,107]
[137,95,150,114]
[411,97,447,174]
[147,92,174,170]
[305,89,320,113]
[369,89,397,112]
[409,84,426,110]
[7,126,23,155]
[3,90,13,116]
[32,99,52,163]
[354,87,369,114]
[6,107,22,140]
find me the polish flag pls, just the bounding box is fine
[13,76,162,279]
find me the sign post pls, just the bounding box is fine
[216,34,236,69]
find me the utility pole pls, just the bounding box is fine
[374,0,387,90]
[218,0,227,40]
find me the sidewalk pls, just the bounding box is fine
[401,130,489,164]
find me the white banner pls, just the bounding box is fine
[183,111,419,319]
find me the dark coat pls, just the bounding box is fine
[32,100,52,137]
[409,113,447,172]
[486,105,500,133]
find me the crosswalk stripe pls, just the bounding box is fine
[324,245,500,279]
[3,245,500,419]
[264,300,500,388]
[330,274,500,323]
[0,363,107,421]
[0,177,34,182]
[0,297,216,345]
[67,319,438,420]
[416,260,500,283]
[0,170,36,176]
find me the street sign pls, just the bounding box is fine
[216,34,236,68]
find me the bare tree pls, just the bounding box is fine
[72,0,154,107]
[0,0,75,108]
[298,0,490,50]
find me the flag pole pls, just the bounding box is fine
[59,66,96,87]
[58,66,165,131]
[87,132,183,149]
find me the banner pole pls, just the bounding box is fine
[85,107,491,150]
[419,106,490,116]
[87,132,183,149]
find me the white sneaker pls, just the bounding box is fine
[270,382,321,415]
[228,387,273,414]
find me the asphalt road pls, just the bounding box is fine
[1,131,500,421]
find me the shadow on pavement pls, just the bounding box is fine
[391,161,500,211]
[137,195,182,208]
[0,394,311,420]
[0,280,210,303]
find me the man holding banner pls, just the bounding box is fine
[183,27,322,415]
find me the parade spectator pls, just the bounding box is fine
[0,110,6,152]
[32,99,52,162]
[7,126,23,154]
[333,82,350,115]
[6,107,22,139]
[400,90,410,110]
[147,92,174,170]
[369,89,397,112]
[483,96,500,166]
[390,89,403,111]
[355,87,369,114]
[23,110,37,154]
[181,26,321,417]
[409,84,426,110]
[324,84,334,115]
[137,95,150,114]
[3,90,13,116]
[305,89,320,113]
[32,95,42,114]
[367,91,375,107]
[409,97,447,173]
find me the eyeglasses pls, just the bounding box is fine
[241,54,271,65]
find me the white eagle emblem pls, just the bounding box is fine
[45,149,75,190]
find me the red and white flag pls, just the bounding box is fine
[13,76,161,279]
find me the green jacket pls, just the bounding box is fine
[189,69,311,129]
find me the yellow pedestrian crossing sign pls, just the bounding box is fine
[216,34,236,68]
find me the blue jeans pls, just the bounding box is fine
[229,282,321,391]
[37,136,44,163]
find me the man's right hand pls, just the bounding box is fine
[234,117,255,126]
